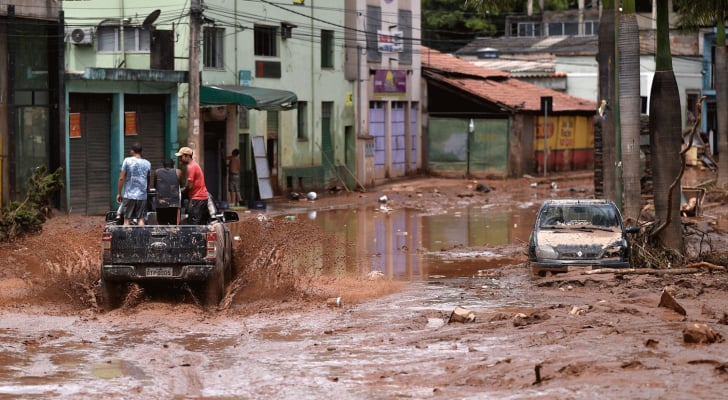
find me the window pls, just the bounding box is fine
[548,22,578,37]
[297,102,308,140]
[124,27,150,52]
[366,5,382,63]
[254,25,278,57]
[398,9,413,65]
[583,21,599,36]
[635,0,652,13]
[321,30,334,68]
[517,22,541,37]
[203,27,224,69]
[98,26,150,52]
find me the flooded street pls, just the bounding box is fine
[2,174,728,399]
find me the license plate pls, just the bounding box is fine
[146,267,173,277]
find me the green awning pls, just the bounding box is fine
[200,85,297,111]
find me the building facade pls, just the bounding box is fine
[344,0,422,186]
[0,1,64,208]
[60,0,424,213]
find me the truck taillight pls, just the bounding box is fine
[206,231,218,262]
[102,232,112,259]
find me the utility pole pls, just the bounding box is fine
[188,0,202,165]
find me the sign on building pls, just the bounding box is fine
[377,30,403,53]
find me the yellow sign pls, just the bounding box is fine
[345,92,353,107]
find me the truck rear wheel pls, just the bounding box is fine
[101,276,125,311]
[203,267,224,309]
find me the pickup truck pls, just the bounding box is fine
[101,208,240,311]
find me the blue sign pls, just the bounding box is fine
[239,70,252,87]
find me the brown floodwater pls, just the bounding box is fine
[278,202,538,281]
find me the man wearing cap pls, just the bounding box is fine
[176,146,210,224]
[117,142,152,225]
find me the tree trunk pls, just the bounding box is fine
[650,71,683,250]
[596,1,616,202]
[618,13,641,222]
[647,0,683,252]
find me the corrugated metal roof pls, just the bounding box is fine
[455,36,598,57]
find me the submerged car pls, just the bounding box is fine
[527,199,638,276]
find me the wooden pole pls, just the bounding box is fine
[187,0,202,166]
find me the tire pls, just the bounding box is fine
[203,267,225,309]
[100,275,125,312]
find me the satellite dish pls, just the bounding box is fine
[142,9,161,29]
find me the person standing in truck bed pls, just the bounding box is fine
[176,146,210,224]
[117,142,152,225]
[152,158,183,225]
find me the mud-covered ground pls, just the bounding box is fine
[2,169,728,399]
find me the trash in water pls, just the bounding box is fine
[449,306,476,323]
[326,297,343,307]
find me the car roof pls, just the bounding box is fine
[540,199,615,206]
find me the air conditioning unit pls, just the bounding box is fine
[69,27,93,45]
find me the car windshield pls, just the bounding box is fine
[540,204,619,228]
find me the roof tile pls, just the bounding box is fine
[422,46,596,113]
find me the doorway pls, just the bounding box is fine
[204,120,226,203]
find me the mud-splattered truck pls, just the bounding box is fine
[100,210,239,310]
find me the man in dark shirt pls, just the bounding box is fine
[152,158,182,225]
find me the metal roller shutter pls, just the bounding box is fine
[68,93,112,215]
[124,95,166,171]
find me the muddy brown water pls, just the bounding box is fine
[273,202,538,280]
[4,175,728,399]
[0,203,544,399]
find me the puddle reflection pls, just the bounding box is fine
[288,203,538,281]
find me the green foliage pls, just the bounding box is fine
[0,165,64,242]
[423,0,502,52]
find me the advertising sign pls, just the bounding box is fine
[373,69,407,97]
[377,30,403,53]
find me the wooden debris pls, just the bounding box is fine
[449,306,475,323]
[683,323,724,344]
[513,311,550,327]
[658,288,687,316]
[682,261,725,272]
[584,262,725,275]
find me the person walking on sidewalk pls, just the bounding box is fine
[176,146,210,224]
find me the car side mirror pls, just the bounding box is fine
[625,225,640,234]
[105,211,119,223]
[222,210,239,223]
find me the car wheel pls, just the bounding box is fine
[530,264,546,279]
[204,267,224,309]
[100,276,125,312]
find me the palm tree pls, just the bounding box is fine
[617,1,642,222]
[674,0,727,188]
[649,0,684,251]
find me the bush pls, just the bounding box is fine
[0,165,64,242]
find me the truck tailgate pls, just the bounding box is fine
[110,225,211,265]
